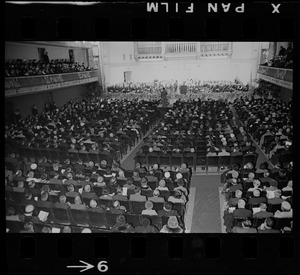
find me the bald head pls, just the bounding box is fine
[253,189,261,197]
[238,199,246,208]
[235,189,243,199]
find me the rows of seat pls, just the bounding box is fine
[6,209,173,233]
[232,217,292,231]
[14,146,116,165]
[6,187,186,216]
[135,152,257,172]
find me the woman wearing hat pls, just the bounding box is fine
[111,215,134,233]
[160,216,184,233]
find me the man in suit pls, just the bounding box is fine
[227,189,243,206]
[233,199,252,219]
[109,200,126,214]
[134,217,159,233]
[259,169,278,187]
[158,202,184,228]
[148,189,165,203]
[267,189,284,205]
[129,186,147,202]
[113,186,128,201]
[248,189,267,205]
[274,201,293,218]
[253,203,274,219]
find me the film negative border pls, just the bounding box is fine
[5,1,300,274]
[6,234,299,273]
[5,2,298,40]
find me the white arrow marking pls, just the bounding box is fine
[67,260,94,272]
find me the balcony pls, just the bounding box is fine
[257,65,293,90]
[199,42,232,57]
[137,47,162,55]
[134,42,233,61]
[5,70,99,97]
[134,42,164,61]
[165,42,197,54]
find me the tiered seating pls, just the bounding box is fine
[5,97,160,165]
[135,99,258,173]
[135,151,257,173]
[232,97,292,167]
[5,158,190,232]
[222,165,293,233]
[5,59,93,77]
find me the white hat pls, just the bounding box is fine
[81,228,92,233]
[25,204,34,214]
[176,173,183,179]
[281,201,291,211]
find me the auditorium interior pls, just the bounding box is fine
[5,41,293,233]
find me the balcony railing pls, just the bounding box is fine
[5,70,99,97]
[134,42,232,60]
[257,65,293,90]
[137,47,162,54]
[200,43,230,52]
[165,42,197,53]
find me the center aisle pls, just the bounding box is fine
[190,174,223,233]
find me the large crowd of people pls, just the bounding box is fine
[5,58,94,77]
[107,79,250,95]
[140,99,255,159]
[5,151,189,233]
[6,96,191,233]
[221,160,293,233]
[260,45,293,69]
[6,97,160,162]
[232,96,292,166]
[5,76,292,233]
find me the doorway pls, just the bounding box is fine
[38,48,46,61]
[124,71,132,83]
[69,49,74,63]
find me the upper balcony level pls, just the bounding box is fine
[134,42,233,61]
[5,70,99,97]
[257,65,293,90]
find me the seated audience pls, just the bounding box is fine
[134,217,159,233]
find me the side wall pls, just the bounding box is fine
[105,60,254,85]
[102,42,260,85]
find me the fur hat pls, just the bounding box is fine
[116,214,126,223]
[167,216,179,229]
